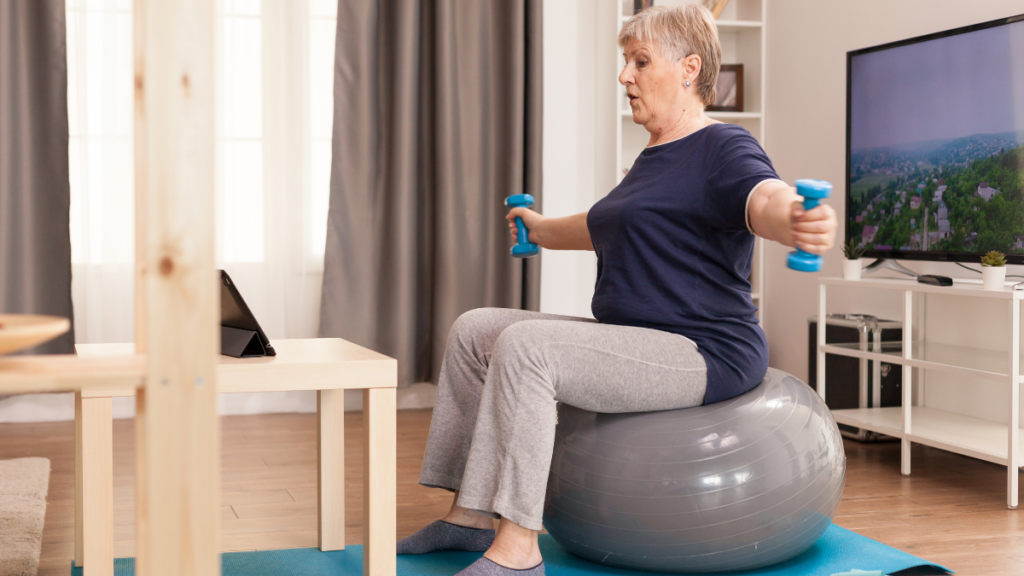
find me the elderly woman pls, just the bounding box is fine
[397,5,837,576]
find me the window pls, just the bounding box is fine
[67,0,337,343]
[67,0,336,267]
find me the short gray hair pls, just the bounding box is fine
[618,4,722,107]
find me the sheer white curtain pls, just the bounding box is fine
[0,0,337,423]
[69,0,335,343]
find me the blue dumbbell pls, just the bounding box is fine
[505,194,539,258]
[786,179,833,272]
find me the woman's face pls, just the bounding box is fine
[619,38,694,128]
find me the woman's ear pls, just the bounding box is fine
[683,54,702,86]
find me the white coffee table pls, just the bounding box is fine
[74,338,397,576]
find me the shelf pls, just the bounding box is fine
[831,407,1024,468]
[618,15,763,31]
[821,276,1024,299]
[715,19,763,31]
[0,354,144,395]
[620,110,762,119]
[706,111,763,119]
[820,341,1012,383]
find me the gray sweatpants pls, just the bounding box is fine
[419,308,708,531]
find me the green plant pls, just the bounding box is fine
[841,239,865,260]
[981,251,1007,267]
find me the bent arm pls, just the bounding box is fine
[747,180,836,254]
[507,209,594,251]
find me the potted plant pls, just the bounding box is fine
[841,239,865,280]
[981,251,1007,290]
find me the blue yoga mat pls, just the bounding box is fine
[70,525,951,576]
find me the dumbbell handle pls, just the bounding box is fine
[515,216,530,246]
[792,197,822,258]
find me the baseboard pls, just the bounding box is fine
[0,383,437,423]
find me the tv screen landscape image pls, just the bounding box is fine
[846,15,1024,263]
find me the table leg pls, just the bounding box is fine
[1008,299,1019,510]
[901,290,913,477]
[817,284,826,400]
[75,393,114,576]
[363,387,396,576]
[318,389,346,550]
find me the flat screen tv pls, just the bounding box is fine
[846,14,1024,265]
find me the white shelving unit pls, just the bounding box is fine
[816,277,1022,509]
[614,0,768,326]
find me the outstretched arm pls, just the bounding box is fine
[506,208,594,251]
[747,180,837,254]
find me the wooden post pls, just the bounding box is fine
[133,0,220,574]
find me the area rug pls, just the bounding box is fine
[0,458,50,576]
[69,524,951,576]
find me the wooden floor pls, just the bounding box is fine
[1,410,1022,575]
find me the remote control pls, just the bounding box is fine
[917,274,953,286]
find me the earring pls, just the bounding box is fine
[685,80,691,87]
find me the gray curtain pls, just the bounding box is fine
[0,0,75,354]
[319,0,542,387]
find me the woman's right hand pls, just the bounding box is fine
[506,207,546,246]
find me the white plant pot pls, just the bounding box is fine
[982,265,1006,290]
[843,259,862,280]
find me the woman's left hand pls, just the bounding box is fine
[789,201,837,255]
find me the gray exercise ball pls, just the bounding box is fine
[542,368,845,573]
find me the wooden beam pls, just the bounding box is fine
[133,0,219,574]
[0,355,143,395]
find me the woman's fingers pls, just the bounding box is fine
[793,232,833,247]
[791,219,835,234]
[796,242,833,255]
[795,204,836,223]
[507,207,536,240]
[790,203,836,254]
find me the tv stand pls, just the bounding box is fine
[862,259,917,278]
[817,276,1021,509]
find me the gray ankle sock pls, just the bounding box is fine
[455,557,545,576]
[396,520,495,555]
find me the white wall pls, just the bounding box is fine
[765,1,1024,425]
[539,0,617,317]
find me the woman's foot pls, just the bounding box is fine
[397,500,495,555]
[482,518,543,570]
[396,520,496,555]
[455,557,545,576]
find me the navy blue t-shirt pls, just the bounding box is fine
[587,123,778,404]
